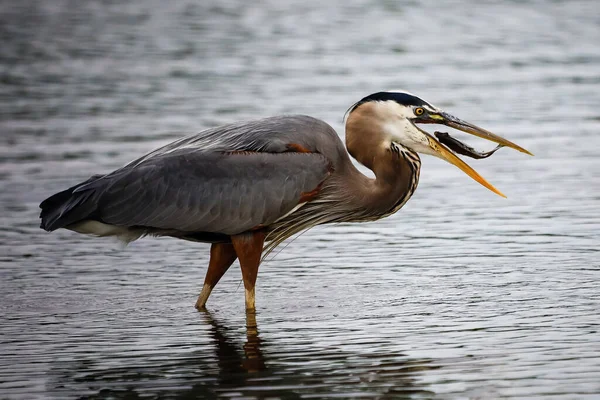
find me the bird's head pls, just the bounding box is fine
[346,91,532,197]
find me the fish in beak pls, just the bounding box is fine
[413,111,533,198]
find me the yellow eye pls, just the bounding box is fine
[415,107,424,116]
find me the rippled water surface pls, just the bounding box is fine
[1,1,599,398]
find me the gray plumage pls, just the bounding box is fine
[40,116,350,247]
[39,91,529,312]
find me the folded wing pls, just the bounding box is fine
[41,149,331,236]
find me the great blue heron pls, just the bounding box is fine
[40,91,531,311]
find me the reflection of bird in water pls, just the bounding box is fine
[199,310,266,376]
[50,310,440,398]
[242,312,264,373]
[40,91,531,311]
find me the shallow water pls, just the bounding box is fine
[1,0,599,398]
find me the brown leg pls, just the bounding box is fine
[231,231,266,311]
[195,242,237,310]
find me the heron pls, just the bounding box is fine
[40,91,531,311]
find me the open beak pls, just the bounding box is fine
[414,111,533,198]
[432,112,533,155]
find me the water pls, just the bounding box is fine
[1,0,599,398]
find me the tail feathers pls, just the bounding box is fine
[40,175,103,231]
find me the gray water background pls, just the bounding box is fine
[1,0,599,398]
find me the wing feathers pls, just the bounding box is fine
[41,115,343,234]
[94,151,330,235]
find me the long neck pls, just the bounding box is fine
[263,111,420,254]
[340,108,421,221]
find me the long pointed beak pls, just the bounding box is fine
[436,112,533,156]
[423,132,507,198]
[414,111,532,197]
